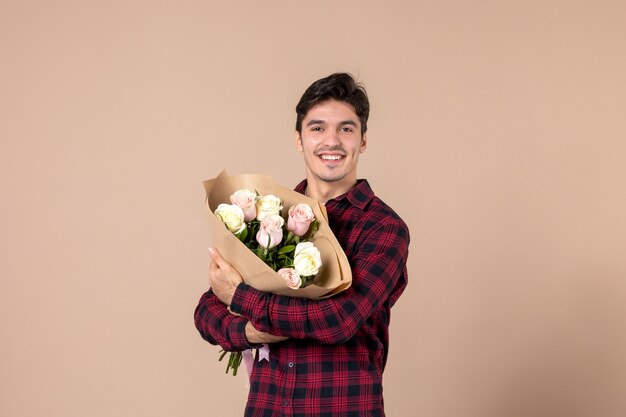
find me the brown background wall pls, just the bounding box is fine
[1,1,625,416]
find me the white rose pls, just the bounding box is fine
[256,194,282,221]
[214,203,246,234]
[293,242,322,277]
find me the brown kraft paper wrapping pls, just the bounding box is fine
[203,170,352,299]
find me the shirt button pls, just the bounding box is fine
[283,400,289,406]
[288,362,294,368]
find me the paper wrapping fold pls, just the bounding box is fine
[203,170,352,299]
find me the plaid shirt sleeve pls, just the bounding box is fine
[194,289,256,352]
[229,217,409,343]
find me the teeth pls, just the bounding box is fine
[321,155,342,160]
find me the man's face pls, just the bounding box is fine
[295,99,367,188]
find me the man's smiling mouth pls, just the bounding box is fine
[320,154,344,161]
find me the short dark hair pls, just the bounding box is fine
[295,73,369,135]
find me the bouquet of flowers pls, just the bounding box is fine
[214,189,322,289]
[203,170,353,376]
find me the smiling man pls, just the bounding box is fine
[296,97,366,202]
[195,73,410,417]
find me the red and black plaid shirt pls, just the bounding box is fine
[195,179,410,417]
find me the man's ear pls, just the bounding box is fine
[360,133,368,153]
[295,131,303,152]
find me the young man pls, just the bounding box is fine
[195,73,410,417]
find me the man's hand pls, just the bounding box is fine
[208,247,243,306]
[245,322,288,344]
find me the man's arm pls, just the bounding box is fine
[216,218,409,344]
[245,322,288,344]
[194,289,254,351]
[194,288,287,350]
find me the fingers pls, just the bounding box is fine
[245,322,288,344]
[227,306,242,317]
[208,247,227,268]
[209,259,219,273]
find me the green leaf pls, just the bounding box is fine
[278,245,295,255]
[237,226,248,241]
[303,219,319,239]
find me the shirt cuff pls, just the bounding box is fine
[228,317,256,350]
[230,283,264,319]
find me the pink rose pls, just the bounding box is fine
[256,214,284,249]
[230,189,257,222]
[277,268,302,289]
[287,203,315,236]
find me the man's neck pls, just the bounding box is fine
[305,178,357,204]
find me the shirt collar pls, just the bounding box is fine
[294,179,374,211]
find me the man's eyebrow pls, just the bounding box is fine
[306,119,358,126]
[305,119,359,127]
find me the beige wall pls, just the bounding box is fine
[1,1,625,416]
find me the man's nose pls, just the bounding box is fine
[322,129,341,146]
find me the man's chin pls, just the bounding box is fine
[316,174,351,185]
[307,165,351,184]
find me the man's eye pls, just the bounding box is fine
[311,126,323,132]
[340,127,354,132]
